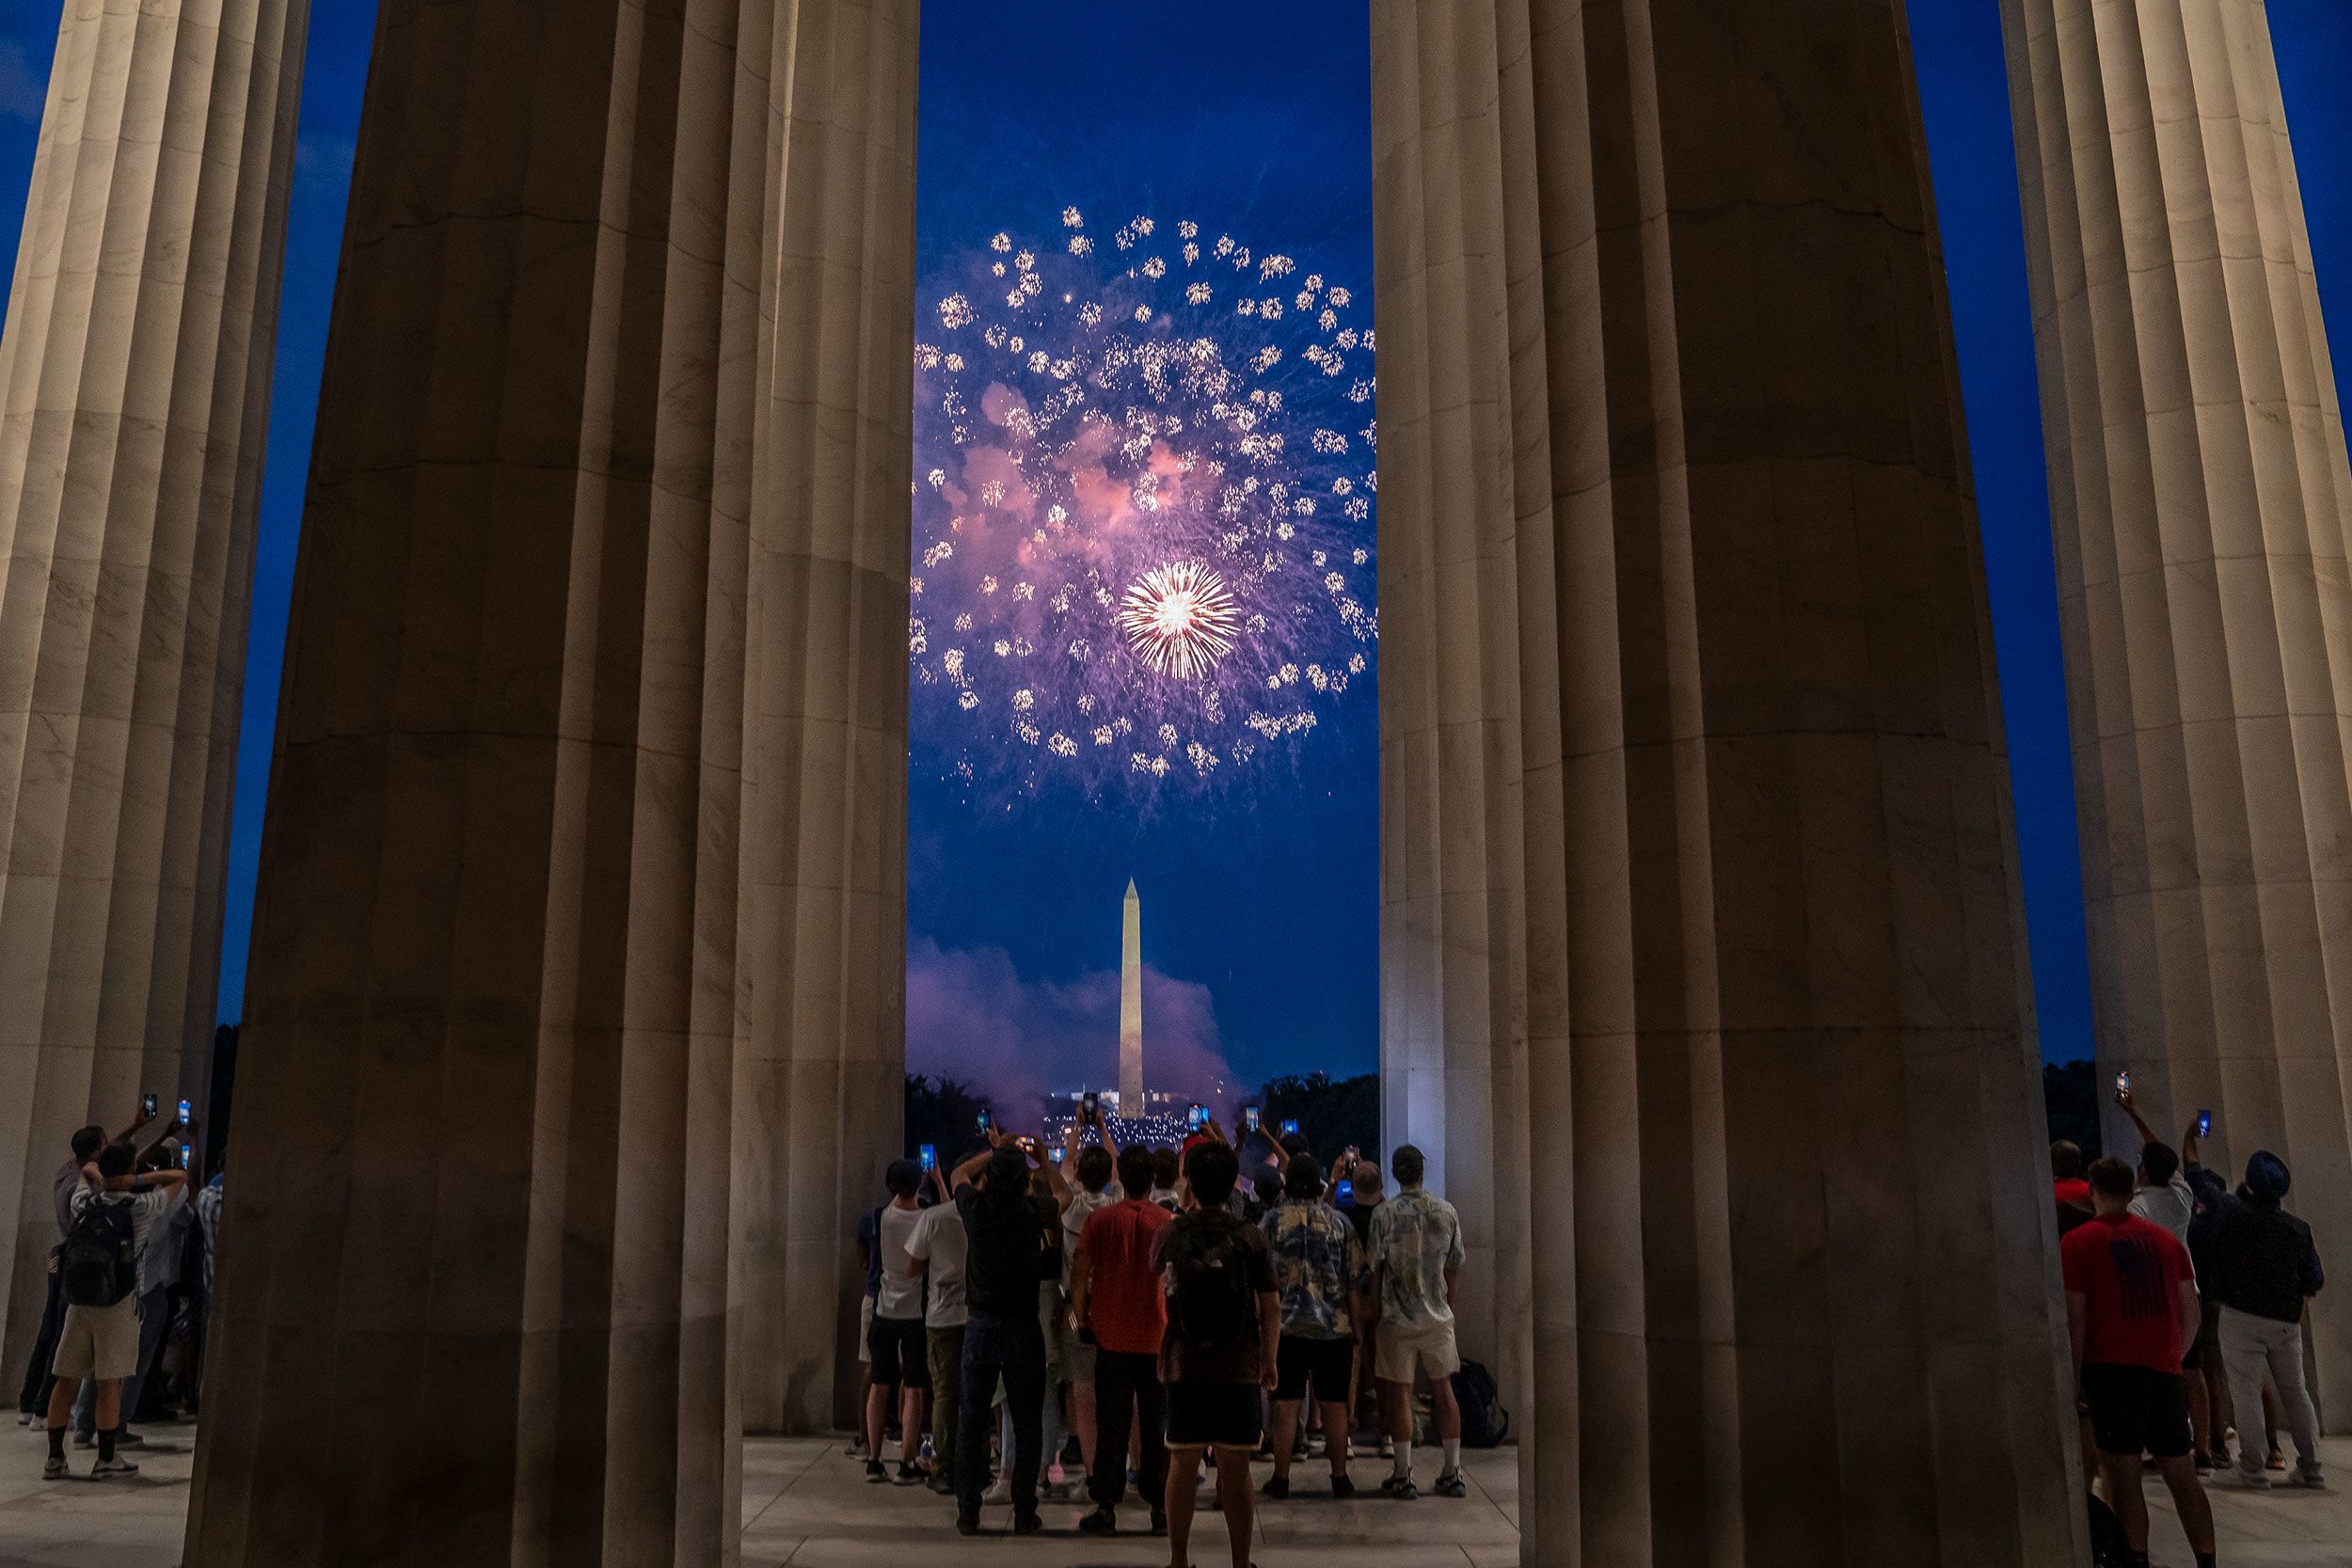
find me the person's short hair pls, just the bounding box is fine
[1279,1132,1310,1159]
[1353,1162,1383,1194]
[1076,1146,1114,1194]
[2087,1157,2136,1201]
[95,1142,135,1180]
[984,1147,1029,1195]
[1185,1140,1241,1207]
[884,1158,923,1198]
[2051,1141,2084,1181]
[1285,1152,1324,1200]
[70,1125,104,1163]
[2138,1141,2181,1188]
[1153,1147,1181,1189]
[1391,1144,1426,1188]
[1117,1146,1157,1199]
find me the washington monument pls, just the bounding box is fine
[1120,879,1144,1107]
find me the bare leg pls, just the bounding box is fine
[1214,1445,1255,1568]
[44,1378,72,1431]
[899,1386,924,1467]
[2097,1450,2149,1555]
[2156,1455,2216,1556]
[1319,1399,1352,1479]
[1072,1377,1097,1480]
[865,1382,891,1465]
[1381,1378,1413,1480]
[1430,1375,1462,1444]
[1271,1400,1298,1484]
[2187,1365,2211,1458]
[1164,1447,1204,1568]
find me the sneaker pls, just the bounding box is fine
[895,1462,924,1486]
[2195,1450,2214,1476]
[927,1473,958,1497]
[91,1457,138,1479]
[865,1459,888,1483]
[982,1474,1011,1505]
[2268,1449,2288,1472]
[1262,1475,1289,1500]
[2289,1466,2326,1490]
[1379,1473,1412,1495]
[114,1431,143,1449]
[1391,1480,1419,1501]
[845,1439,866,1459]
[955,1513,980,1537]
[40,1456,66,1481]
[1078,1506,1118,1535]
[1377,1435,1394,1460]
[1150,1507,1168,1536]
[1011,1512,1042,1536]
[72,1431,93,1450]
[1330,1475,1355,1499]
[1434,1471,1468,1499]
[2229,1469,2272,1490]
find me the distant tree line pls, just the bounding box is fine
[2042,1058,2102,1159]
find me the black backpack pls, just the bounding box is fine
[58,1196,136,1308]
[1451,1359,1510,1448]
[1167,1215,1255,1348]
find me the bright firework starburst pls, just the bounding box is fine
[1119,563,1241,681]
[911,209,1377,794]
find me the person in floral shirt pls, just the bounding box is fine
[1260,1154,1369,1497]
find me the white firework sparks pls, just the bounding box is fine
[1118,563,1242,681]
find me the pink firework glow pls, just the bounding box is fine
[911,211,1377,794]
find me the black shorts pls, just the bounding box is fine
[2082,1363,2191,1459]
[1274,1335,1355,1403]
[1167,1381,1264,1449]
[867,1315,930,1390]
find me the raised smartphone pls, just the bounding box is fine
[920,1143,937,1171]
[1245,1106,1261,1133]
[178,1098,192,1126]
[142,1093,157,1117]
[2196,1110,2212,1138]
[1335,1180,1354,1205]
[1281,1118,1299,1136]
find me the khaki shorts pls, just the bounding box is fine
[53,1297,139,1382]
[1375,1316,1460,1386]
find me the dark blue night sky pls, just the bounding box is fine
[1,2,2347,1092]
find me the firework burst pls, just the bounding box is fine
[911,209,1377,795]
[1118,563,1241,681]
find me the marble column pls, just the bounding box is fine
[0,0,307,1382]
[182,0,778,1559]
[732,0,916,1436]
[1374,2,2083,1562]
[2000,0,2352,1421]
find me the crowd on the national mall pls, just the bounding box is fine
[11,1084,2332,1568]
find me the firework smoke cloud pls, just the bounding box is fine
[912,210,1377,796]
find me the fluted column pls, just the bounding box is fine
[0,0,307,1381]
[733,0,916,1435]
[2000,0,2352,1421]
[1375,3,2082,1562]
[183,1,772,1560]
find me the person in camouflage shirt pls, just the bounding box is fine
[1260,1154,1369,1497]
[1367,1145,1467,1499]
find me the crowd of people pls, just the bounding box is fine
[2057,1086,2328,1568]
[15,1104,222,1480]
[851,1105,1477,1564]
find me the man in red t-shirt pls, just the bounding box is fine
[2062,1157,2216,1568]
[1071,1145,1174,1537]
[2052,1139,2092,1211]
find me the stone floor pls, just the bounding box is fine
[0,1420,2344,1566]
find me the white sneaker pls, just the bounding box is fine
[91,1457,138,1480]
[982,1474,1011,1505]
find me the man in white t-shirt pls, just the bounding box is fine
[865,1160,930,1484]
[44,1144,187,1480]
[906,1167,970,1496]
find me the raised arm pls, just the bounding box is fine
[1094,1108,1120,1164]
[2116,1085,2157,1151]
[949,1144,993,1193]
